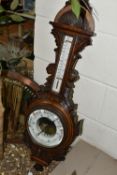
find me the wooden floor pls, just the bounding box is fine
[50,140,117,175]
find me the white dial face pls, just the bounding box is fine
[52,35,73,93]
[28,109,64,148]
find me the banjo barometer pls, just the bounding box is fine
[25,0,95,166]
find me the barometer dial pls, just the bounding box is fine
[28,109,64,148]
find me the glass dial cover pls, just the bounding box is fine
[28,109,64,148]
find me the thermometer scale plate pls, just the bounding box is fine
[52,36,73,93]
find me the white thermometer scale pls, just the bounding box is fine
[52,36,73,93]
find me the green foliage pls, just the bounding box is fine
[0,0,24,24]
[71,0,81,18]
[70,0,90,18]
[0,5,5,13]
[10,14,24,22]
[10,0,19,11]
[0,16,12,25]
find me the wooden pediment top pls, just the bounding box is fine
[54,2,95,35]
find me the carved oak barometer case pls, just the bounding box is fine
[25,1,95,166]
